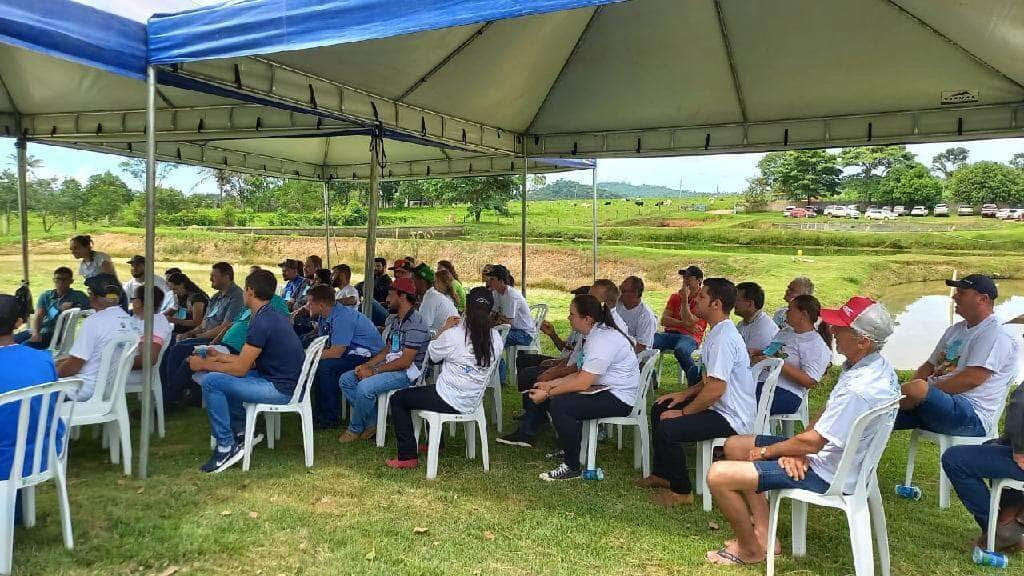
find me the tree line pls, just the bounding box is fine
[744,145,1024,207]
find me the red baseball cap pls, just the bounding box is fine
[388,259,411,271]
[820,296,894,343]
[390,277,417,297]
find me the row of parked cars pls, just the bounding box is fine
[784,203,1019,220]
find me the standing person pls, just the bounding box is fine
[435,269,464,312]
[412,263,459,334]
[165,273,209,335]
[705,296,898,566]
[639,278,755,507]
[69,234,116,280]
[652,265,708,387]
[615,276,658,353]
[386,287,503,469]
[520,294,640,481]
[189,269,305,473]
[279,259,309,312]
[15,267,90,349]
[122,255,174,314]
[733,282,778,355]
[337,278,429,443]
[437,260,466,311]
[896,274,1019,440]
[331,264,360,309]
[751,295,832,416]
[772,277,815,329]
[305,286,384,430]
[484,264,537,383]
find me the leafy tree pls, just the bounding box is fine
[27,177,60,232]
[83,172,133,221]
[946,161,1024,205]
[463,176,514,222]
[52,178,88,230]
[876,162,943,207]
[758,150,841,203]
[235,175,281,212]
[838,146,914,203]
[118,158,179,188]
[930,147,969,179]
[742,176,772,208]
[271,179,323,214]
[1010,153,1024,172]
[0,170,16,235]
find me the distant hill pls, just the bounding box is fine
[530,178,700,200]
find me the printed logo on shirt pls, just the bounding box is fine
[935,338,962,377]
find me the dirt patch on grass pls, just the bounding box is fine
[658,219,706,228]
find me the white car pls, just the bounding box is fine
[957,205,974,216]
[865,209,896,220]
[934,203,950,217]
[997,208,1015,220]
[782,206,798,216]
[845,207,861,219]
[910,206,928,216]
[824,205,845,217]
[892,205,908,216]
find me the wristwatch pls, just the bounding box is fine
[759,447,768,460]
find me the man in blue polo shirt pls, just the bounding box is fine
[189,269,305,473]
[15,266,90,349]
[305,285,384,429]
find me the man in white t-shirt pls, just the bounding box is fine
[123,255,174,314]
[704,296,899,566]
[125,285,173,388]
[896,274,1019,438]
[616,276,658,352]
[331,264,361,310]
[638,278,756,508]
[485,265,537,383]
[55,274,135,402]
[412,263,459,334]
[772,277,814,329]
[734,282,779,355]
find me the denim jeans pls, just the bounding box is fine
[338,369,411,434]
[199,370,290,447]
[161,337,211,406]
[499,328,534,384]
[313,354,369,427]
[756,381,804,416]
[652,332,700,386]
[942,442,1024,530]
[895,384,987,436]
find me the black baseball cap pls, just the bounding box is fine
[127,255,146,265]
[946,274,998,300]
[570,285,591,296]
[277,258,300,270]
[485,264,512,283]
[678,265,704,279]
[84,273,122,301]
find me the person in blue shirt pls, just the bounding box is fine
[304,285,384,429]
[188,269,305,473]
[279,259,309,312]
[14,267,90,349]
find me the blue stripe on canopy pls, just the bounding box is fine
[148,0,619,65]
[536,158,595,170]
[0,0,146,79]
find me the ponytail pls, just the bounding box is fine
[572,294,630,343]
[792,294,832,348]
[465,287,495,368]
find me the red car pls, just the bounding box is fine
[788,208,817,218]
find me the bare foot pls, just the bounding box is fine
[724,538,783,556]
[706,541,764,566]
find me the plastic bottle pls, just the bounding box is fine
[973,546,1008,568]
[894,484,922,500]
[582,468,605,481]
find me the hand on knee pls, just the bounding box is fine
[900,379,928,406]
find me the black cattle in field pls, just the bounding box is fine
[635,200,645,207]
[604,201,612,206]
[654,201,664,207]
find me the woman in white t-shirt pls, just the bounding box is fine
[386,286,502,469]
[70,235,116,281]
[527,293,640,481]
[752,294,832,416]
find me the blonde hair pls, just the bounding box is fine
[435,269,458,304]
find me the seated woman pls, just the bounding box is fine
[751,294,832,417]
[385,286,502,469]
[526,293,640,481]
[165,272,209,336]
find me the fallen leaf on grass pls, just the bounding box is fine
[136,486,145,494]
[248,511,259,519]
[707,521,720,531]
[298,542,308,551]
[412,526,429,534]
[156,566,179,576]
[364,549,376,562]
[483,531,495,541]
[220,510,232,516]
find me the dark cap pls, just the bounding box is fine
[485,264,512,283]
[946,274,998,300]
[570,285,591,296]
[278,258,300,270]
[388,259,412,271]
[467,286,494,309]
[678,265,704,279]
[84,273,122,301]
[127,255,145,265]
[390,277,417,297]
[412,263,435,284]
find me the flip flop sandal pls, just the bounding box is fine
[707,547,759,566]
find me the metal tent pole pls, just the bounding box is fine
[15,138,29,287]
[592,162,598,282]
[520,155,528,297]
[138,66,157,480]
[361,133,381,317]
[323,180,331,268]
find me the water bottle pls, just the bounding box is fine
[894,484,922,500]
[973,546,1008,568]
[582,468,605,481]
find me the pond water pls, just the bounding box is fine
[863,280,1024,372]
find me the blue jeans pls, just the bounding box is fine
[199,370,290,447]
[895,384,987,436]
[313,354,369,427]
[756,381,803,416]
[499,328,534,384]
[652,332,700,386]
[942,441,1024,530]
[161,337,211,405]
[753,435,830,493]
[369,299,389,327]
[338,369,411,434]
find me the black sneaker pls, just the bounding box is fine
[234,431,264,447]
[200,444,244,474]
[496,431,534,448]
[540,463,581,481]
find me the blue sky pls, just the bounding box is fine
[3,137,1024,195]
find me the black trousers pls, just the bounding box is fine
[549,391,631,470]
[390,386,459,460]
[651,399,736,494]
[516,353,554,389]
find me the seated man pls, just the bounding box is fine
[943,380,1024,551]
[125,286,173,388]
[704,296,898,566]
[637,279,754,507]
[772,276,814,329]
[897,274,1019,439]
[337,277,429,443]
[55,274,135,402]
[15,266,90,349]
[279,259,309,312]
[652,265,707,386]
[515,285,590,393]
[733,281,778,355]
[484,264,537,383]
[615,276,658,353]
[355,257,393,327]
[305,285,384,430]
[189,269,305,473]
[122,255,174,314]
[332,264,360,309]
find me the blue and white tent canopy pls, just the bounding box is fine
[149,0,1024,158]
[0,0,586,181]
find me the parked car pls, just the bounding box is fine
[845,207,861,219]
[981,204,998,218]
[788,208,817,218]
[957,205,974,216]
[1003,208,1024,221]
[934,203,950,217]
[824,205,845,217]
[892,205,908,216]
[910,206,928,217]
[782,206,798,216]
[865,209,896,220]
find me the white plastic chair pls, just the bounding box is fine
[580,350,659,477]
[241,335,327,471]
[375,355,432,448]
[487,325,511,433]
[771,396,809,437]
[766,398,901,576]
[987,478,1024,552]
[503,303,547,386]
[900,396,1008,509]
[1,379,80,576]
[124,345,167,439]
[695,357,784,511]
[67,334,139,476]
[47,308,82,358]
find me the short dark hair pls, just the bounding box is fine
[314,269,332,285]
[374,257,387,266]
[306,255,323,269]
[307,285,335,304]
[622,275,644,297]
[165,267,182,277]
[0,294,19,336]
[703,277,738,314]
[592,278,620,306]
[212,261,234,281]
[333,263,351,275]
[133,285,165,307]
[735,281,765,310]
[53,266,73,278]
[245,269,277,300]
[70,234,92,248]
